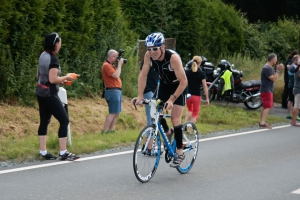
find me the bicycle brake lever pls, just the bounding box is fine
[164,103,169,114]
[133,99,137,110]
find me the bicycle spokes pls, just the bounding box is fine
[133,125,161,183]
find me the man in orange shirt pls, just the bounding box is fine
[101,49,125,133]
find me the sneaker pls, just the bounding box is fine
[286,115,292,119]
[258,123,272,129]
[291,122,300,127]
[297,116,300,121]
[170,153,185,167]
[40,152,57,160]
[59,151,79,161]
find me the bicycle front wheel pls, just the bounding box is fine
[177,122,199,174]
[133,125,161,183]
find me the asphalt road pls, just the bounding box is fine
[1,124,300,200]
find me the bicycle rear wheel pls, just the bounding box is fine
[177,122,199,174]
[133,125,161,183]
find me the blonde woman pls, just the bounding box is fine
[185,56,210,123]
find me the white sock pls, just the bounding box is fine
[40,150,47,156]
[60,150,67,155]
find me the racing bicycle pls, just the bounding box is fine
[132,99,199,183]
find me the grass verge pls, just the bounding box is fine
[0,102,286,163]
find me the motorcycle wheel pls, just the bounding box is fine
[244,94,263,110]
[200,86,215,102]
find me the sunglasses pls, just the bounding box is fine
[53,33,59,45]
[147,47,160,52]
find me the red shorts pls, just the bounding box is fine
[186,95,201,118]
[260,92,273,109]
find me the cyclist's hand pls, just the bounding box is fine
[165,100,173,110]
[131,97,143,107]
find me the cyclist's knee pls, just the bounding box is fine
[171,118,181,126]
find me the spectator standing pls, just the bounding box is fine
[291,59,300,126]
[102,50,125,133]
[282,50,298,108]
[36,32,79,161]
[286,55,300,120]
[259,53,284,129]
[185,56,210,123]
[139,60,159,126]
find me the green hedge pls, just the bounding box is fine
[0,0,138,104]
[1,0,299,104]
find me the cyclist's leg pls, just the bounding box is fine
[171,105,184,155]
[143,91,154,148]
[160,117,173,135]
[156,84,173,136]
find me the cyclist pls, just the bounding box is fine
[139,60,173,154]
[132,32,188,167]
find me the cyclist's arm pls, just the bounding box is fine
[138,53,151,99]
[168,54,187,102]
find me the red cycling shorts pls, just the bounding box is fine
[260,92,273,109]
[186,95,201,118]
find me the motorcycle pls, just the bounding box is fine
[201,60,262,110]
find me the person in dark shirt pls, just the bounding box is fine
[36,32,79,161]
[281,50,298,108]
[132,32,188,167]
[286,55,300,119]
[139,60,159,126]
[185,56,210,123]
[259,53,284,129]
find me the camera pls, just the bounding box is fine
[118,49,127,64]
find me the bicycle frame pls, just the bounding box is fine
[141,100,194,158]
[133,95,200,182]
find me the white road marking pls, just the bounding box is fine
[199,125,290,142]
[291,188,300,194]
[0,124,290,175]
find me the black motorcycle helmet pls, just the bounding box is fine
[218,60,232,71]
